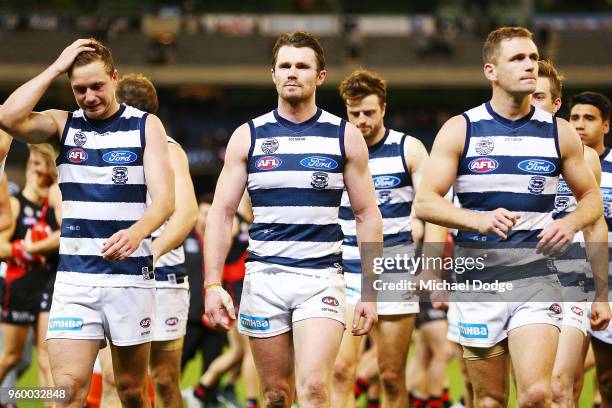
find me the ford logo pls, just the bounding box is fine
[373,175,401,189]
[517,159,556,174]
[468,158,498,173]
[103,150,138,164]
[300,156,338,170]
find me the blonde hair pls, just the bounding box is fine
[28,144,58,184]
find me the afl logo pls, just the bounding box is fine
[103,150,138,164]
[373,175,401,189]
[468,158,498,173]
[475,138,494,155]
[67,148,88,163]
[256,156,282,171]
[139,317,151,328]
[517,159,556,174]
[322,296,339,307]
[165,317,179,326]
[300,156,338,170]
[261,138,279,154]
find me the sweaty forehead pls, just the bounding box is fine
[70,61,111,86]
[498,37,538,58]
[276,46,317,66]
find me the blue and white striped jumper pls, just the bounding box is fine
[245,108,346,274]
[339,129,413,275]
[454,102,561,283]
[56,104,153,287]
[151,136,187,289]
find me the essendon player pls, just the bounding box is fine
[0,144,60,388]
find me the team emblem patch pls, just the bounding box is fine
[555,196,570,212]
[528,176,546,195]
[73,131,87,147]
[261,138,279,154]
[112,166,128,185]
[378,190,392,204]
[311,172,329,189]
[475,138,494,155]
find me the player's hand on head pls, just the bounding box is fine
[50,39,96,75]
[204,284,236,331]
[536,219,576,256]
[352,300,377,336]
[101,227,144,261]
[590,301,611,331]
[477,208,521,240]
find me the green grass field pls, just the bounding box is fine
[14,347,598,408]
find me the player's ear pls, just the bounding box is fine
[316,69,327,86]
[483,63,496,82]
[552,98,561,115]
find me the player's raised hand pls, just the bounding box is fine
[49,39,96,76]
[536,218,576,255]
[204,284,236,331]
[101,227,144,261]
[352,300,377,336]
[477,208,521,240]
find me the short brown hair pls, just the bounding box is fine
[116,73,159,114]
[28,144,58,184]
[272,31,325,71]
[483,27,533,64]
[339,69,387,107]
[67,38,115,78]
[538,60,563,101]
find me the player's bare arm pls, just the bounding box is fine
[151,143,198,264]
[343,122,383,336]
[0,196,18,258]
[414,115,520,239]
[203,122,250,329]
[0,175,12,232]
[101,114,174,260]
[537,118,603,255]
[0,40,96,145]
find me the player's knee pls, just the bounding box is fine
[332,359,354,387]
[152,369,179,399]
[379,368,404,399]
[262,387,291,408]
[517,382,551,408]
[598,372,612,401]
[299,377,329,405]
[0,352,22,370]
[551,371,572,403]
[55,375,88,405]
[115,377,146,407]
[475,395,505,408]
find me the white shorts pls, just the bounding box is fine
[590,301,612,344]
[455,276,563,348]
[447,302,460,344]
[561,301,589,336]
[153,287,189,342]
[238,263,346,338]
[47,282,155,346]
[344,272,419,315]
